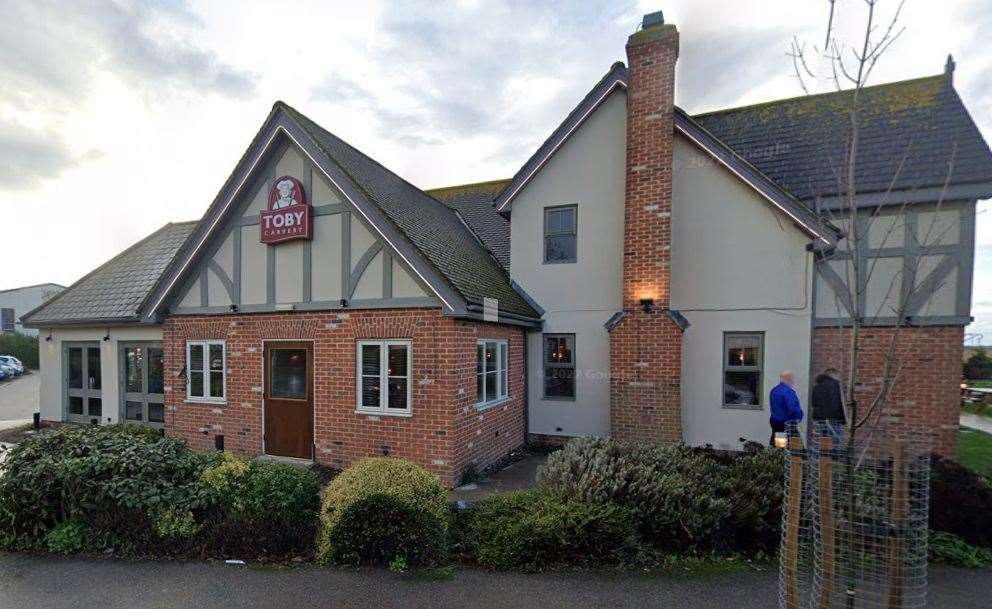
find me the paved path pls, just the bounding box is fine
[0,372,38,424]
[961,413,992,434]
[0,553,986,609]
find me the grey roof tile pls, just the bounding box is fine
[22,222,196,326]
[426,180,511,269]
[693,73,992,202]
[281,104,538,319]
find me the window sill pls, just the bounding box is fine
[722,403,763,411]
[475,396,511,412]
[355,409,413,418]
[541,396,576,402]
[185,398,227,406]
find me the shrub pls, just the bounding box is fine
[460,489,641,571]
[0,424,214,550]
[45,521,89,554]
[152,508,202,540]
[538,438,730,551]
[201,453,320,524]
[930,455,992,549]
[323,493,447,567]
[718,444,785,554]
[929,531,992,568]
[317,457,448,567]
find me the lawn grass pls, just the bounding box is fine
[966,380,992,389]
[962,403,992,418]
[958,428,992,477]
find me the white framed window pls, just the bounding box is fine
[723,332,763,409]
[476,339,509,406]
[356,340,412,416]
[186,340,226,403]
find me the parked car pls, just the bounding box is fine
[0,355,24,375]
[0,365,8,381]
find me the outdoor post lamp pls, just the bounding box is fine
[774,432,788,449]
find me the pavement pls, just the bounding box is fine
[0,553,986,609]
[960,413,992,434]
[0,372,38,427]
[449,453,547,503]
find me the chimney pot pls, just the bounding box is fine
[642,11,665,29]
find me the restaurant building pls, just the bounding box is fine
[23,13,992,484]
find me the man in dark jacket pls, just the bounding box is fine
[811,368,846,445]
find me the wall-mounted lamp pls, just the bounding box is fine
[102,329,111,342]
[339,298,349,308]
[45,331,53,342]
[639,298,656,314]
[229,304,239,313]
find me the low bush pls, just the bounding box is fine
[718,443,785,554]
[0,424,214,551]
[45,521,89,554]
[930,455,992,549]
[317,457,448,567]
[460,489,642,571]
[929,531,992,568]
[538,438,733,551]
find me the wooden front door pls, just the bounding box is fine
[263,341,314,459]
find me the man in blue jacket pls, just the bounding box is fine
[769,370,804,446]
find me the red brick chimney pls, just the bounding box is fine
[609,11,683,443]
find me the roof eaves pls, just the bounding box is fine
[495,62,629,211]
[674,108,840,248]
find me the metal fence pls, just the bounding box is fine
[779,421,931,609]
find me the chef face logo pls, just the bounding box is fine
[259,175,312,244]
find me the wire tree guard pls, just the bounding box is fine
[779,421,931,609]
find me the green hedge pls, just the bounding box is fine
[459,489,642,571]
[317,457,448,567]
[0,332,38,369]
[0,425,321,558]
[538,438,783,554]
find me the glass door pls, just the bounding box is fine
[121,343,166,429]
[65,343,102,423]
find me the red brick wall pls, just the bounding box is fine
[609,20,684,442]
[162,308,525,486]
[811,326,963,454]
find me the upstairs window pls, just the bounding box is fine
[543,334,575,399]
[723,332,763,408]
[476,339,509,406]
[544,205,577,263]
[187,340,226,402]
[0,308,13,333]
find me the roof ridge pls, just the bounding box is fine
[277,101,454,214]
[424,178,510,194]
[693,73,947,118]
[0,282,66,294]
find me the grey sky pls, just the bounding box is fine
[1,0,990,335]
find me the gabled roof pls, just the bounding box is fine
[280,104,537,319]
[693,71,992,205]
[427,180,511,269]
[22,222,196,327]
[495,62,629,211]
[144,102,539,323]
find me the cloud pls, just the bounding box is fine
[0,119,102,189]
[0,0,255,111]
[310,1,640,150]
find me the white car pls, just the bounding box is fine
[0,355,24,376]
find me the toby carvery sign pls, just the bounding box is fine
[259,176,313,244]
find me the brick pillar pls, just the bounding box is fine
[609,13,684,443]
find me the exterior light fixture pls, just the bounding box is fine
[774,432,788,449]
[45,331,52,342]
[103,329,111,341]
[229,304,239,313]
[640,298,656,313]
[340,298,349,308]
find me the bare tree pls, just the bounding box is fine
[786,1,958,606]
